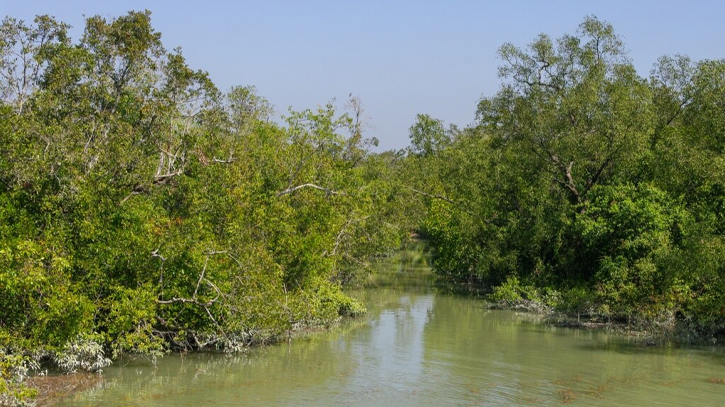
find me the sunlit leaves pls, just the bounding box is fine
[415,16,725,332]
[0,11,398,381]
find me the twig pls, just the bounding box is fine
[276,183,341,197]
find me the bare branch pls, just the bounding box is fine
[212,157,236,164]
[157,297,205,305]
[151,248,167,262]
[154,170,184,183]
[323,215,370,257]
[276,183,341,197]
[193,256,209,300]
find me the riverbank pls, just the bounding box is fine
[486,298,724,347]
[22,240,724,406]
[10,307,370,407]
[41,287,725,407]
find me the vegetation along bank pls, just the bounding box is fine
[1,11,724,406]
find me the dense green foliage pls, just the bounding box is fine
[0,11,407,404]
[409,17,725,337]
[2,10,725,405]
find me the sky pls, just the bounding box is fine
[2,0,724,151]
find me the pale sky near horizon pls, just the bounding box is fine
[2,1,724,151]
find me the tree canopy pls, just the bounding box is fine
[411,16,725,335]
[0,11,409,404]
[1,11,725,406]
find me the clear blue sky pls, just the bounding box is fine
[2,0,724,151]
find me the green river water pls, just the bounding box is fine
[56,246,725,406]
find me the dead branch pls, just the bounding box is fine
[323,215,370,257]
[276,183,341,197]
[154,169,184,184]
[212,156,236,164]
[151,248,167,262]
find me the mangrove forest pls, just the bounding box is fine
[1,11,724,406]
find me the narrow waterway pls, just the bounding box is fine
[56,246,725,406]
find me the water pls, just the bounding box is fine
[56,246,725,406]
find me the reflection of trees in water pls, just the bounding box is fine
[420,297,723,406]
[366,241,434,291]
[62,321,368,406]
[399,240,431,268]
